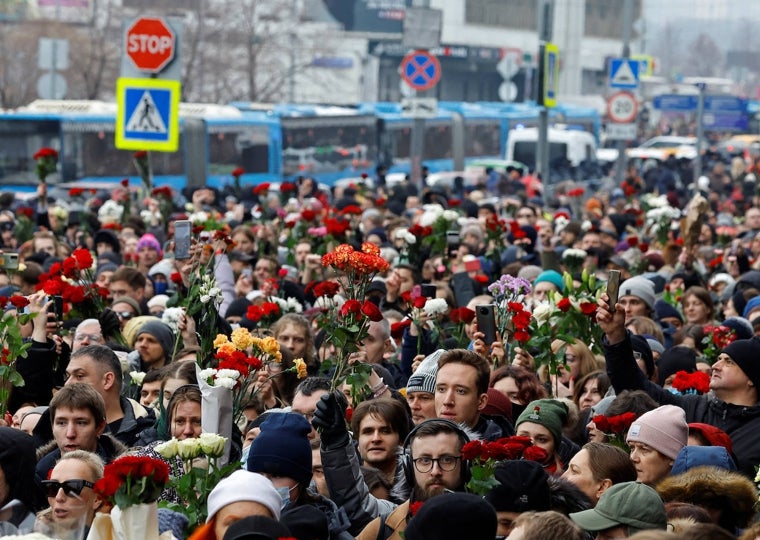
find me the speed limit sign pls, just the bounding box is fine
[607,91,638,123]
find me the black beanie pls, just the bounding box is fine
[723,337,760,390]
[484,460,551,513]
[405,493,497,540]
[657,346,697,386]
[247,413,312,484]
[225,297,252,319]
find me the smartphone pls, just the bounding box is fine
[0,252,19,271]
[47,295,64,319]
[420,284,437,298]
[607,270,621,307]
[174,220,192,260]
[446,231,460,247]
[476,304,497,345]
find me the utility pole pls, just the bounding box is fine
[614,0,634,185]
[536,0,554,183]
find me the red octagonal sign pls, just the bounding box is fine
[126,17,176,73]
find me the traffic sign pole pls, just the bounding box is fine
[695,83,706,181]
[615,0,635,186]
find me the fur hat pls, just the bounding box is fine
[516,399,568,447]
[620,277,656,311]
[722,337,760,390]
[626,405,687,460]
[247,413,312,484]
[206,470,281,522]
[656,466,757,530]
[406,350,443,395]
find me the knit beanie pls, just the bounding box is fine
[654,299,683,323]
[533,270,565,293]
[732,290,750,320]
[225,297,252,319]
[206,470,281,522]
[742,296,760,320]
[515,399,568,447]
[722,317,754,340]
[722,336,760,390]
[247,413,312,485]
[484,460,551,513]
[137,233,163,258]
[136,320,175,361]
[626,405,687,460]
[404,493,497,540]
[620,277,656,311]
[406,349,443,395]
[656,346,697,386]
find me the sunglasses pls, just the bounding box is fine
[42,479,94,498]
[116,311,134,320]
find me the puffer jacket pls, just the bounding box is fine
[605,331,760,478]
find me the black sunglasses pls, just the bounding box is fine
[41,479,94,498]
[116,311,134,320]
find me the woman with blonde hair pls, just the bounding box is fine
[537,339,600,399]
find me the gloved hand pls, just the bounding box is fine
[98,308,122,341]
[312,391,350,451]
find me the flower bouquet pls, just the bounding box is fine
[92,455,170,540]
[670,370,711,395]
[461,436,548,495]
[409,295,449,354]
[34,147,58,184]
[700,324,737,366]
[0,296,35,417]
[318,243,390,403]
[155,433,239,533]
[486,274,532,365]
[447,306,475,349]
[590,412,637,452]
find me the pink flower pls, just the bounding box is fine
[308,226,328,237]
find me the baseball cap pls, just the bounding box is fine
[569,481,666,533]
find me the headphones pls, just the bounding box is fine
[400,418,472,487]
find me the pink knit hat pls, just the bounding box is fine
[626,404,687,460]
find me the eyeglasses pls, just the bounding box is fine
[116,311,134,320]
[41,479,94,498]
[412,455,461,473]
[73,333,104,343]
[0,222,13,232]
[565,355,577,363]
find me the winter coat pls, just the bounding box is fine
[473,413,515,441]
[605,331,760,478]
[321,439,398,536]
[356,500,410,540]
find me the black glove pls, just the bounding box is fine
[312,391,349,451]
[98,308,121,341]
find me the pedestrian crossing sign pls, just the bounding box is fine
[609,58,640,90]
[115,77,180,151]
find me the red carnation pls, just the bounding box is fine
[361,300,383,322]
[557,297,572,312]
[69,188,85,197]
[120,178,129,187]
[231,167,245,177]
[340,300,362,317]
[253,183,271,195]
[170,272,183,285]
[9,296,29,308]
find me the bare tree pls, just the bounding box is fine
[685,33,723,77]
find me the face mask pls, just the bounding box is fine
[275,484,297,510]
[240,444,250,465]
[154,282,168,295]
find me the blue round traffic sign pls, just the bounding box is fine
[400,50,441,91]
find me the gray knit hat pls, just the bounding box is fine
[406,349,444,395]
[620,277,656,311]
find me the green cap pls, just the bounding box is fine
[569,482,667,534]
[515,399,568,446]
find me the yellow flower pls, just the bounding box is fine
[293,358,308,379]
[217,342,237,356]
[230,327,254,350]
[260,336,281,359]
[213,334,229,349]
[398,387,407,398]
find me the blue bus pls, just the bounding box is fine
[0,99,599,194]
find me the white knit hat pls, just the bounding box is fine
[206,470,281,522]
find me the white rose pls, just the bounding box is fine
[532,302,554,326]
[198,433,227,458]
[200,294,211,304]
[404,232,417,245]
[395,228,409,240]
[443,210,459,222]
[423,298,448,316]
[129,371,146,386]
[154,438,179,459]
[177,438,201,460]
[214,377,237,389]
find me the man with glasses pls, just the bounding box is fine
[35,383,125,484]
[314,392,471,538]
[71,320,105,352]
[39,450,104,537]
[64,344,154,447]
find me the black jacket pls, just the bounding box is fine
[605,331,760,478]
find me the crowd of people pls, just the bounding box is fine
[1,155,760,540]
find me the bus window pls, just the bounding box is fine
[208,125,271,175]
[0,119,59,186]
[464,122,501,157]
[424,124,452,159]
[281,121,376,177]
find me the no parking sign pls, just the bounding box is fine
[400,50,441,91]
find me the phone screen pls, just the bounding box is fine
[174,220,192,259]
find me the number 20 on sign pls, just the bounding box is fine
[607,91,638,124]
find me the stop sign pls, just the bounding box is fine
[125,17,176,73]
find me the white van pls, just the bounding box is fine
[505,127,598,170]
